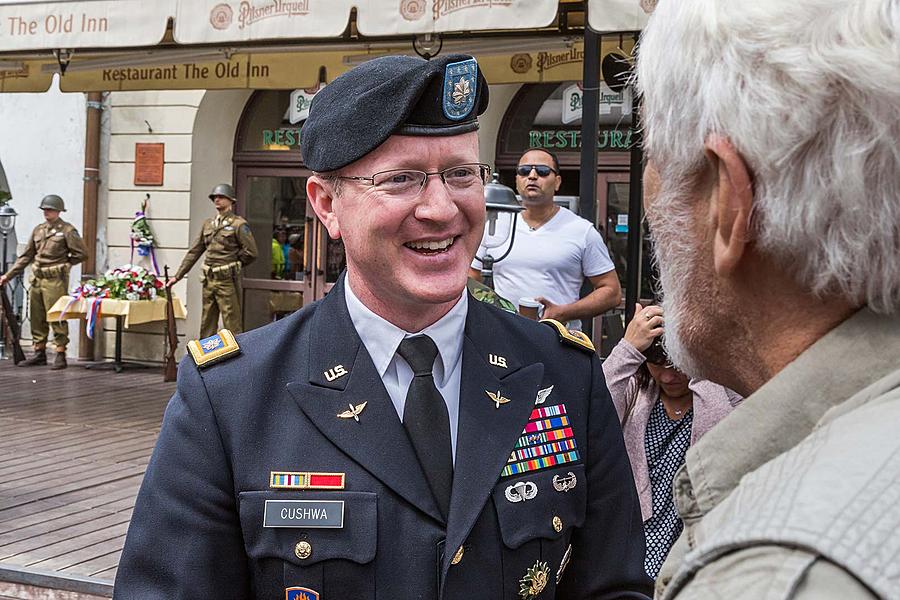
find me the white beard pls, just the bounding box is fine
[647,177,716,381]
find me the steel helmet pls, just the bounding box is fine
[208,183,237,202]
[39,194,66,211]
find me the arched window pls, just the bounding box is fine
[495,82,654,322]
[496,82,634,179]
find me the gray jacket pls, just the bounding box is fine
[657,308,900,599]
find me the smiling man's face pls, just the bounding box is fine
[319,132,485,322]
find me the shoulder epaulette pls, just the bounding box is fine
[188,329,241,368]
[540,319,596,354]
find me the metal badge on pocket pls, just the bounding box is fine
[505,480,538,503]
[552,471,577,493]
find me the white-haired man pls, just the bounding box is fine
[636,0,899,598]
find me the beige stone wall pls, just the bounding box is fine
[103,90,204,363]
[102,83,520,363]
[479,83,522,166]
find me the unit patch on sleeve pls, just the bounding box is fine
[502,404,580,477]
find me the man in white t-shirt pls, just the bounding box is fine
[470,148,621,329]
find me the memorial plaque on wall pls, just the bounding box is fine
[134,143,165,186]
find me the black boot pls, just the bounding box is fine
[50,352,67,370]
[19,349,47,367]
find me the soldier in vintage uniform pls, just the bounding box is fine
[0,195,87,370]
[116,55,651,600]
[168,183,258,338]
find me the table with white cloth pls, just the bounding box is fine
[47,296,186,372]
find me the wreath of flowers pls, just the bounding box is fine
[73,265,165,301]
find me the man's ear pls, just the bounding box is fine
[554,173,562,193]
[705,135,753,277]
[306,176,341,240]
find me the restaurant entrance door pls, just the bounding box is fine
[232,89,345,332]
[235,168,345,331]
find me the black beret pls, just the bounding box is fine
[301,54,489,172]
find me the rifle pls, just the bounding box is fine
[0,283,25,364]
[163,265,178,382]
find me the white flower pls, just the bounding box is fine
[126,292,139,301]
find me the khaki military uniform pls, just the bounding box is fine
[175,210,257,339]
[3,218,87,351]
[657,308,900,600]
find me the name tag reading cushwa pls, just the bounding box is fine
[263,500,345,528]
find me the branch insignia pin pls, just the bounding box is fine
[337,401,367,422]
[486,390,511,409]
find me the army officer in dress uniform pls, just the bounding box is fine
[0,194,87,370]
[116,55,651,600]
[167,183,257,338]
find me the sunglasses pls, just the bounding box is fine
[516,164,558,177]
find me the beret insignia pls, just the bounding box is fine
[443,58,478,121]
[540,319,596,354]
[188,329,240,368]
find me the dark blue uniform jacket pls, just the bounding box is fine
[114,278,651,599]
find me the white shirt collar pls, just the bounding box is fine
[344,274,468,386]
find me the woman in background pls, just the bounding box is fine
[603,303,743,578]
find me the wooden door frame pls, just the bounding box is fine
[234,166,315,327]
[595,171,631,239]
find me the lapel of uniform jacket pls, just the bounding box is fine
[214,212,232,233]
[442,299,544,574]
[286,278,444,524]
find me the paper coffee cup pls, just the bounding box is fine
[518,298,542,320]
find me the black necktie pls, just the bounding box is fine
[397,335,453,518]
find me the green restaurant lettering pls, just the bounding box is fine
[262,128,302,148]
[528,128,633,151]
[264,127,632,151]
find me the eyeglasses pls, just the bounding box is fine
[516,164,558,177]
[335,163,491,200]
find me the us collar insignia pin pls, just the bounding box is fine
[505,480,538,503]
[489,353,508,368]
[324,364,348,382]
[519,560,550,599]
[552,471,577,493]
[337,401,367,422]
[286,587,320,600]
[535,385,554,405]
[486,390,511,409]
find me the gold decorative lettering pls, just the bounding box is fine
[536,47,585,74]
[433,0,512,20]
[238,0,310,30]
